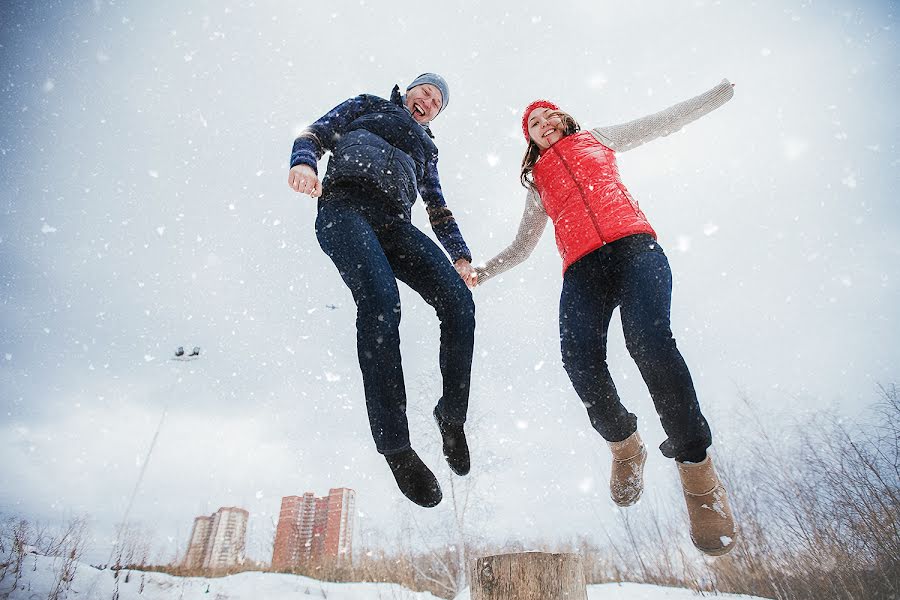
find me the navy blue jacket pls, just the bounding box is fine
[291,86,471,263]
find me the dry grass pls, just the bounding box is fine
[0,515,88,599]
[578,384,900,600]
[702,384,900,599]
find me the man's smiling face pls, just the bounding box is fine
[405,83,443,124]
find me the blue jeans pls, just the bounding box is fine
[559,235,711,462]
[315,191,475,455]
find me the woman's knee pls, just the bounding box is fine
[560,321,607,361]
[624,329,678,365]
[561,341,607,380]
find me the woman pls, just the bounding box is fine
[288,73,476,508]
[475,79,737,555]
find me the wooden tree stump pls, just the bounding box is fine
[471,552,587,600]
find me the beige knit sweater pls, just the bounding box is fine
[475,79,734,284]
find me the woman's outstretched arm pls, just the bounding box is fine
[591,79,734,152]
[475,187,549,285]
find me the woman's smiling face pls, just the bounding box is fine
[527,107,564,149]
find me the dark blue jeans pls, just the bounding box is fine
[315,192,475,455]
[559,235,711,462]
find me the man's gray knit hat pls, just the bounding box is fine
[406,73,449,113]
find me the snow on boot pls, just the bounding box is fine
[607,431,647,507]
[385,448,443,508]
[433,407,470,476]
[677,454,738,556]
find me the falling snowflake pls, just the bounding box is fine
[841,172,857,188]
[783,138,808,160]
[586,73,608,90]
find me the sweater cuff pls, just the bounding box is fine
[714,78,735,104]
[451,249,472,264]
[289,149,319,173]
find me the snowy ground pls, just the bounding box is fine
[1,553,438,600]
[2,553,769,600]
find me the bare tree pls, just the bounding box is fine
[393,371,510,597]
[112,522,153,569]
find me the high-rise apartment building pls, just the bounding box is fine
[183,515,212,569]
[271,487,355,570]
[182,506,249,570]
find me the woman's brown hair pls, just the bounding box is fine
[520,110,581,189]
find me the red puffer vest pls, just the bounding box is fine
[532,131,657,272]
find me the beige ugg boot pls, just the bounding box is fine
[608,432,647,507]
[677,455,738,556]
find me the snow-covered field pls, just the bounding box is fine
[1,552,768,600]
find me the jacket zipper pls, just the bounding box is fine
[550,143,606,245]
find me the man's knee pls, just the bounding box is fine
[456,287,475,325]
[358,292,402,328]
[436,280,475,329]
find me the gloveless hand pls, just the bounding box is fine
[288,164,323,197]
[454,259,478,289]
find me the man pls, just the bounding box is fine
[288,73,475,507]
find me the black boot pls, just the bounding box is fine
[433,407,470,476]
[384,449,442,507]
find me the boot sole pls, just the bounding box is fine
[411,493,442,508]
[611,490,643,507]
[693,529,739,557]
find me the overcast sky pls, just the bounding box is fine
[1,0,898,565]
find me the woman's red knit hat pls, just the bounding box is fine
[522,99,560,143]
